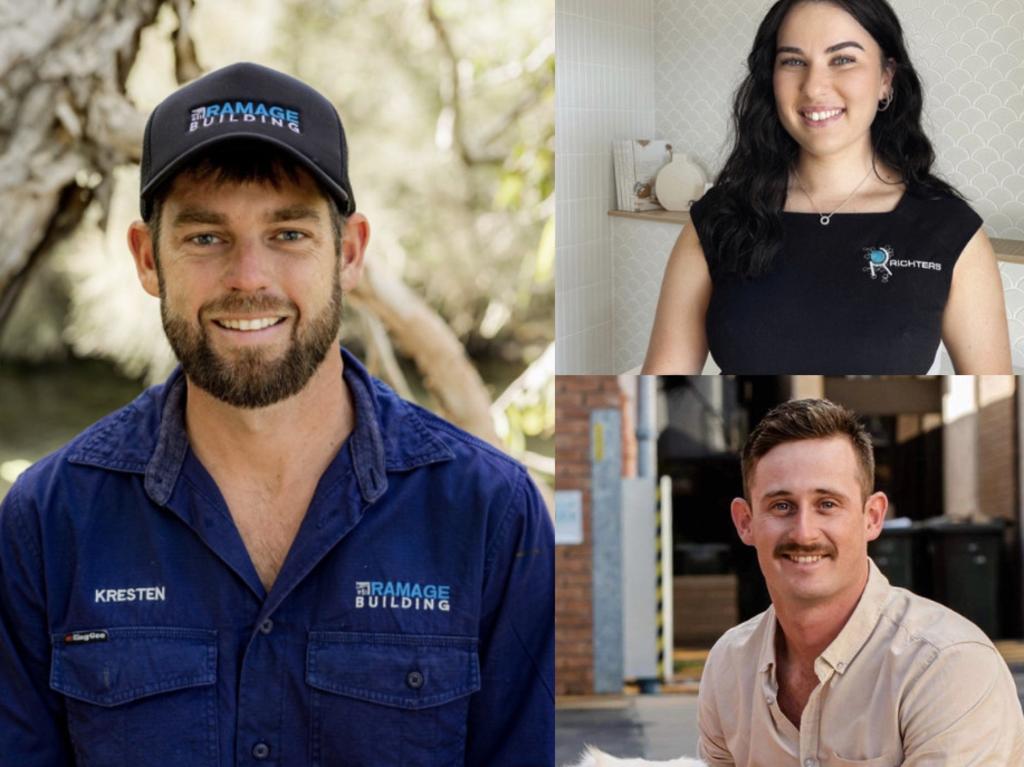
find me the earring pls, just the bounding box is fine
[878,89,894,112]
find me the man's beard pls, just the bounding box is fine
[161,275,342,409]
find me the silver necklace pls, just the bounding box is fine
[793,165,875,226]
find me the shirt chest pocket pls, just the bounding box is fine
[828,752,896,767]
[49,627,218,767]
[306,631,480,767]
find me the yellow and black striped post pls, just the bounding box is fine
[655,480,666,681]
[656,475,674,684]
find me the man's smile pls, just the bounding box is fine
[212,316,288,332]
[779,553,833,573]
[783,553,828,564]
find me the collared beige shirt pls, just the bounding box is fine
[698,559,1024,766]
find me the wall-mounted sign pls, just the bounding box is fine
[555,490,584,545]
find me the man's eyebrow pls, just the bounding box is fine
[171,208,226,227]
[761,487,851,501]
[776,41,866,55]
[265,205,322,223]
[169,205,323,227]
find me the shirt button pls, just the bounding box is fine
[804,759,817,767]
[836,661,846,671]
[259,619,274,635]
[252,742,270,759]
[765,695,775,705]
[406,670,425,689]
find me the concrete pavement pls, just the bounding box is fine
[556,695,701,766]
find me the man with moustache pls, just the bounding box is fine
[0,63,553,766]
[698,399,1023,766]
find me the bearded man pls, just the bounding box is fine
[0,62,553,767]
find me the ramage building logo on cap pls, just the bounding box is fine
[188,100,302,134]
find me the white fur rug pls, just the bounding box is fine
[565,745,707,767]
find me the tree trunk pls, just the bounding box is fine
[350,265,500,445]
[0,0,159,326]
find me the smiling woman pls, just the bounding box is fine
[642,0,1012,375]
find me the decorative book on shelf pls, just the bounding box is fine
[613,139,672,212]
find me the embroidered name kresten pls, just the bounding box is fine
[355,581,451,612]
[94,586,166,603]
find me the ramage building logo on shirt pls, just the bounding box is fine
[188,100,301,134]
[355,580,451,612]
[863,245,941,283]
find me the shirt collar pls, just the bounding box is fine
[819,558,890,675]
[756,558,890,678]
[70,346,455,506]
[757,603,779,675]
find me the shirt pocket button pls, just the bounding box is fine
[252,742,270,759]
[406,670,425,690]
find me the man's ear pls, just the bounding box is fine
[731,497,755,546]
[864,491,888,542]
[127,220,160,298]
[340,213,370,292]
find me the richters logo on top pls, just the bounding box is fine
[862,245,941,284]
[189,101,302,134]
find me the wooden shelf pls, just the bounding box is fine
[992,238,1024,265]
[609,210,1024,264]
[608,209,692,225]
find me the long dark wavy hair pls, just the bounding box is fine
[700,0,963,279]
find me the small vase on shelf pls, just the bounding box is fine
[655,152,707,212]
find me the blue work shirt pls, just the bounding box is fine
[0,348,554,766]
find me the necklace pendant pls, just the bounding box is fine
[820,214,832,226]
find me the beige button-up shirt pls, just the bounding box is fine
[698,559,1024,766]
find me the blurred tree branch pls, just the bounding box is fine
[424,0,553,169]
[171,0,202,83]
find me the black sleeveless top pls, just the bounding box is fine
[691,189,983,374]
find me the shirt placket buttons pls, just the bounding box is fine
[259,619,274,635]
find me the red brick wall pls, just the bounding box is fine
[977,383,1017,523]
[555,376,622,695]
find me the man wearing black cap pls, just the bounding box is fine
[0,63,554,766]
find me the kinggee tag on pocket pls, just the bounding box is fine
[63,630,109,645]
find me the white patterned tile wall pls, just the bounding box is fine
[612,218,677,373]
[1000,262,1024,370]
[610,217,720,374]
[556,0,656,373]
[653,0,1024,238]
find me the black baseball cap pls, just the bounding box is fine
[140,62,355,218]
